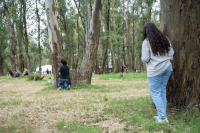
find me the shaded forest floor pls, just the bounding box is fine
[0,73,200,132]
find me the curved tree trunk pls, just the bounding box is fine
[45,0,64,87]
[160,0,200,107]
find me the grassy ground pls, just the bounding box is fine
[0,72,199,133]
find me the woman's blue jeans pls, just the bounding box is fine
[57,79,69,90]
[148,64,172,119]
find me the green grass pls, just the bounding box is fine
[0,99,22,108]
[55,120,101,133]
[103,96,200,132]
[98,72,147,80]
[0,124,33,133]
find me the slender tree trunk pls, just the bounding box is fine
[36,0,42,77]
[126,12,132,71]
[61,14,77,69]
[18,2,24,72]
[131,21,135,71]
[160,0,200,107]
[100,0,110,74]
[94,58,100,74]
[85,0,89,46]
[22,0,32,76]
[79,0,104,84]
[111,40,114,73]
[90,0,93,17]
[45,0,64,87]
[3,1,17,70]
[76,18,80,67]
[0,39,6,76]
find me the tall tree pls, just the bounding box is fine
[100,0,110,74]
[36,0,42,77]
[17,1,24,72]
[85,0,89,46]
[79,0,104,84]
[3,0,17,71]
[22,0,32,75]
[45,0,64,86]
[160,0,200,107]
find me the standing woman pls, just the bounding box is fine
[141,23,174,123]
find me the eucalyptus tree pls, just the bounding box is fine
[45,0,64,86]
[160,0,200,107]
[3,0,17,71]
[36,0,42,77]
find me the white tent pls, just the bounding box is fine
[36,65,52,74]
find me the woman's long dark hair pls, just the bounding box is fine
[142,22,170,56]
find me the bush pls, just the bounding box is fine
[28,73,40,80]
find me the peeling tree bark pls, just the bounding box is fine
[160,0,200,107]
[79,0,104,84]
[45,0,64,87]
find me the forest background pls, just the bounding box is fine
[0,0,159,75]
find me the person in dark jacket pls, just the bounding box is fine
[57,59,70,90]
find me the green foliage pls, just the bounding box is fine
[28,74,40,80]
[55,120,101,133]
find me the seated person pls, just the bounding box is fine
[57,59,70,90]
[14,70,19,77]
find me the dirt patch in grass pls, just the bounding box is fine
[93,117,125,132]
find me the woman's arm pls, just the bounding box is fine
[141,40,151,63]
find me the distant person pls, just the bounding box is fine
[7,72,9,76]
[46,69,49,74]
[141,22,174,123]
[49,71,51,74]
[57,59,70,90]
[14,70,19,77]
[121,65,124,73]
[124,65,127,73]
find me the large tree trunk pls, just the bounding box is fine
[79,0,104,84]
[160,0,200,107]
[45,0,64,87]
[3,1,17,70]
[22,0,32,76]
[36,0,42,77]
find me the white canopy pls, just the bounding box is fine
[36,65,52,74]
